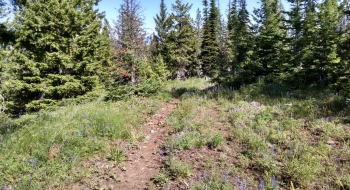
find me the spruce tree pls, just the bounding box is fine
[2,0,112,114]
[192,8,203,77]
[201,0,220,78]
[112,0,147,85]
[226,0,253,86]
[168,0,196,80]
[337,0,350,94]
[317,0,341,84]
[297,0,318,85]
[153,0,171,59]
[252,0,288,82]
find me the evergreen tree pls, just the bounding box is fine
[201,0,220,78]
[286,0,303,67]
[225,0,253,86]
[191,8,203,77]
[2,0,112,114]
[153,0,171,59]
[317,0,341,84]
[168,0,196,80]
[337,0,350,94]
[295,0,318,85]
[252,0,289,82]
[112,0,147,85]
[216,2,232,83]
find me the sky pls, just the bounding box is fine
[95,0,289,33]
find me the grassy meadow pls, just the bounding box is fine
[1,78,350,190]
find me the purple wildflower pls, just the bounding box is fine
[259,180,265,190]
[250,100,257,107]
[236,176,241,187]
[176,133,180,142]
[29,178,32,184]
[290,145,294,157]
[84,129,88,137]
[159,150,165,157]
[272,147,276,157]
[195,175,200,182]
[71,155,76,162]
[224,171,229,183]
[240,180,247,190]
[272,176,278,190]
[76,131,81,137]
[2,181,6,190]
[202,171,207,180]
[260,128,264,136]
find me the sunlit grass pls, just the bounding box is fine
[0,97,162,189]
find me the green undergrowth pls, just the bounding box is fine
[0,97,163,189]
[153,78,350,190]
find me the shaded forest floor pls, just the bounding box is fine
[1,78,350,190]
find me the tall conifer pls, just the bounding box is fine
[201,0,220,78]
[2,0,112,114]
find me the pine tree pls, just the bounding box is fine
[317,0,341,84]
[192,8,203,77]
[112,0,147,85]
[201,0,220,78]
[226,0,253,86]
[168,0,196,80]
[337,0,350,94]
[2,0,112,114]
[296,0,318,85]
[252,0,289,82]
[153,0,171,59]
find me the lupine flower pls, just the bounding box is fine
[240,181,247,190]
[272,147,276,157]
[260,128,264,136]
[71,155,76,162]
[290,145,294,157]
[2,181,6,190]
[259,180,265,190]
[224,171,229,183]
[250,101,257,107]
[76,131,81,137]
[176,133,180,142]
[202,171,207,179]
[84,129,88,137]
[159,150,165,157]
[236,176,241,187]
[195,175,200,181]
[272,175,278,190]
[29,178,32,184]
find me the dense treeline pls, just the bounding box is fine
[0,0,349,115]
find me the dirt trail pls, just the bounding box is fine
[65,99,178,190]
[112,99,178,189]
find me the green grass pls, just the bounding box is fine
[1,77,350,189]
[0,97,163,189]
[159,78,350,189]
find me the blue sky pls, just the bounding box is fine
[96,0,289,33]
